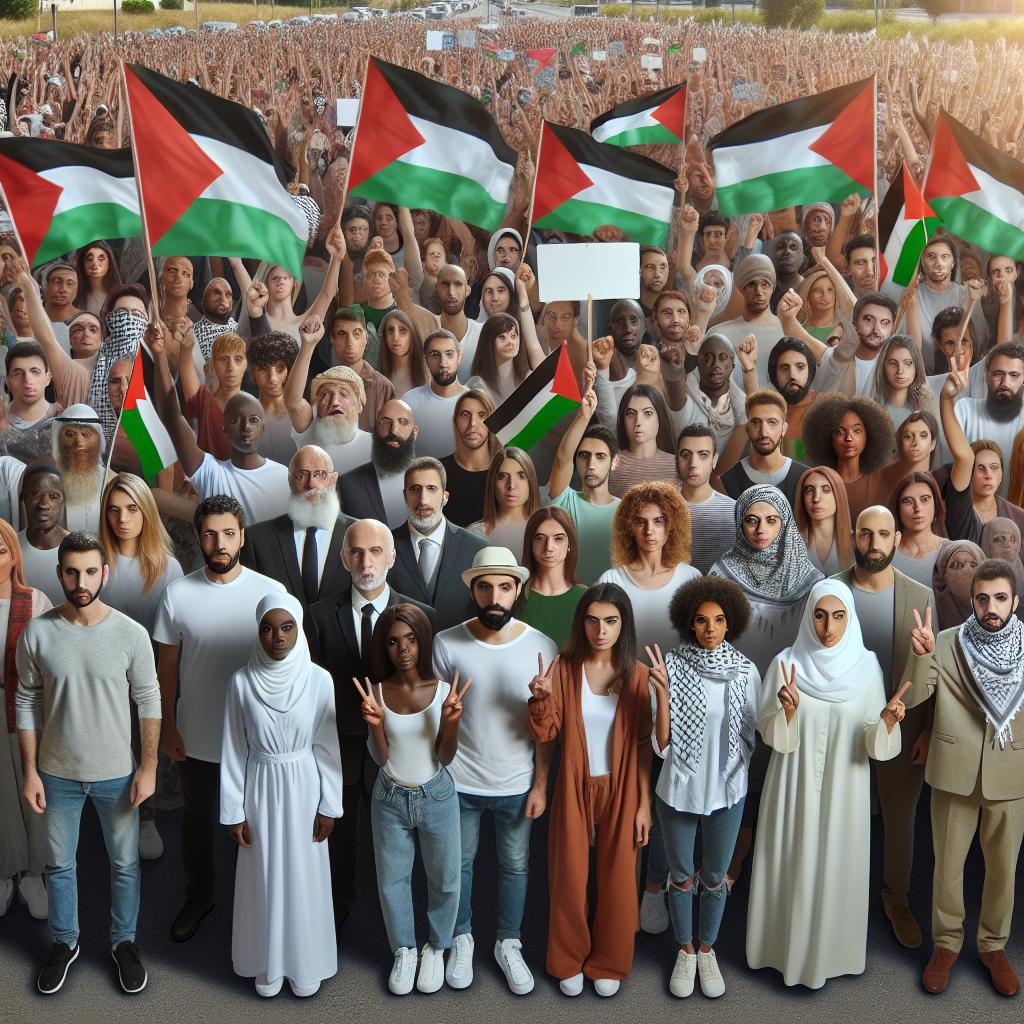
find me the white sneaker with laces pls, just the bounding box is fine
[138,820,164,861]
[669,949,697,998]
[559,972,583,996]
[494,938,534,995]
[697,948,725,997]
[640,887,670,934]
[445,932,474,989]
[388,946,418,995]
[416,944,445,993]
[0,877,14,916]
[18,874,48,920]
[594,978,620,997]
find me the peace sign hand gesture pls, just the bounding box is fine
[529,654,557,701]
[778,662,800,722]
[911,607,934,656]
[352,676,383,728]
[881,680,912,733]
[442,670,473,723]
[646,644,668,702]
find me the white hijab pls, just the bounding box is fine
[246,593,314,713]
[693,263,734,318]
[780,579,877,703]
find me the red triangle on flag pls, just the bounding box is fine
[124,66,223,245]
[348,59,426,191]
[652,85,686,142]
[0,153,61,265]
[902,162,937,221]
[527,48,557,70]
[808,78,874,191]
[532,123,593,225]
[924,112,981,202]
[551,343,582,403]
[123,345,147,412]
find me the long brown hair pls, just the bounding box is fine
[795,466,853,565]
[611,481,692,569]
[371,603,435,684]
[888,470,947,539]
[0,518,28,590]
[378,310,428,389]
[561,583,638,695]
[481,446,540,529]
[521,506,580,590]
[470,312,531,392]
[76,240,123,298]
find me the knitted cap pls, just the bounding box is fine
[310,365,366,406]
[734,254,776,291]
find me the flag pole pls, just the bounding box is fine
[871,74,880,295]
[0,179,34,274]
[334,55,370,229]
[523,119,545,247]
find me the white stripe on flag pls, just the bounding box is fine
[575,162,675,222]
[592,109,660,143]
[496,386,553,443]
[39,166,139,217]
[137,394,177,466]
[964,162,1024,229]
[712,125,829,189]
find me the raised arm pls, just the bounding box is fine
[810,245,856,318]
[304,225,346,323]
[283,315,322,433]
[675,205,699,290]
[147,322,204,477]
[939,353,974,492]
[776,290,830,363]
[514,265,546,370]
[14,261,75,380]
[397,207,424,294]
[549,377,597,499]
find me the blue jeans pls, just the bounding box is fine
[40,772,139,950]
[656,795,745,948]
[455,791,532,941]
[645,758,669,886]
[371,767,461,952]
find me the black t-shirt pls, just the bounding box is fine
[440,454,488,528]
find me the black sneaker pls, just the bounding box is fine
[37,942,80,994]
[112,941,148,994]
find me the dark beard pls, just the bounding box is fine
[771,376,811,406]
[854,546,895,574]
[205,551,240,576]
[985,388,1024,423]
[431,367,457,387]
[476,603,513,630]
[203,308,232,326]
[372,432,416,476]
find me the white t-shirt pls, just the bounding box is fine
[188,452,290,526]
[815,348,876,395]
[290,422,372,476]
[152,566,285,763]
[455,319,484,384]
[597,562,701,653]
[17,531,64,607]
[433,621,558,796]
[103,553,185,634]
[0,455,25,529]
[402,384,461,459]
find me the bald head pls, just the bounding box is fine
[436,263,468,317]
[377,399,417,441]
[223,393,265,453]
[853,505,900,574]
[288,444,338,494]
[342,518,396,594]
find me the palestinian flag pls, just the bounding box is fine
[708,78,874,216]
[532,121,677,246]
[0,139,140,268]
[879,161,939,291]
[349,58,516,232]
[527,48,557,70]
[485,344,581,449]
[119,342,176,480]
[923,110,1024,259]
[590,83,686,148]
[123,65,308,278]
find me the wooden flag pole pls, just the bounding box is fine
[333,55,370,230]
[523,119,545,246]
[587,292,593,359]
[871,74,881,296]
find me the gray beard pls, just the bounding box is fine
[287,487,340,530]
[61,464,103,508]
[313,415,357,447]
[411,510,443,532]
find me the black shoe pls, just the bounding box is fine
[37,942,80,994]
[171,899,214,943]
[112,941,148,994]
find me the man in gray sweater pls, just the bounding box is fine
[16,532,160,997]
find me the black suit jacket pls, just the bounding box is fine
[306,586,436,737]
[337,461,386,523]
[240,512,356,607]
[387,519,489,632]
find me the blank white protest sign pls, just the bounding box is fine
[536,242,640,303]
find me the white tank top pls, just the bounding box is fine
[581,669,619,777]
[380,680,451,788]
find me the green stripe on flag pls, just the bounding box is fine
[570,43,585,55]
[36,203,142,267]
[929,197,1024,261]
[535,197,670,247]
[503,394,580,449]
[891,219,935,287]
[121,407,167,480]
[715,164,868,218]
[600,125,680,148]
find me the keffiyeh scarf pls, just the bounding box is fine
[959,612,1024,749]
[193,316,239,363]
[87,308,146,441]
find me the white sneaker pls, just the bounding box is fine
[594,978,620,997]
[138,820,164,861]
[494,938,534,995]
[254,974,283,997]
[389,946,418,995]
[416,944,445,994]
[697,948,725,997]
[0,877,14,916]
[445,933,474,989]
[559,972,584,996]
[18,874,48,920]
[640,887,670,934]
[669,949,697,998]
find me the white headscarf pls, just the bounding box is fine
[246,593,313,713]
[693,263,734,318]
[780,579,877,703]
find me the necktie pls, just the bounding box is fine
[301,527,318,605]
[360,603,375,674]
[418,536,437,590]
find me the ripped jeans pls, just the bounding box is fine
[655,795,745,948]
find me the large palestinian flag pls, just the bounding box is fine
[923,111,1024,260]
[349,58,516,232]
[532,121,677,246]
[0,139,140,268]
[485,344,581,449]
[590,83,686,148]
[119,341,177,480]
[123,65,308,278]
[879,161,939,293]
[708,78,874,216]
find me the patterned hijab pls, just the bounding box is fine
[959,610,1024,748]
[932,541,985,631]
[716,485,822,601]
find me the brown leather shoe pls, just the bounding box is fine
[980,950,1020,997]
[884,903,923,949]
[922,948,958,993]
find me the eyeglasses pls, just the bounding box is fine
[290,469,330,483]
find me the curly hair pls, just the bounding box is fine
[611,481,692,569]
[800,392,896,475]
[247,331,298,372]
[669,576,752,641]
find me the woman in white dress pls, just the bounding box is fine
[746,579,906,989]
[220,593,343,998]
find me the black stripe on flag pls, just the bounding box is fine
[590,83,683,134]
[877,165,905,252]
[0,137,135,177]
[484,345,561,435]
[547,121,677,189]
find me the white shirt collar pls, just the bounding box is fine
[409,517,447,548]
[352,585,390,614]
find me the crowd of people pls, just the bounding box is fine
[0,10,1022,1011]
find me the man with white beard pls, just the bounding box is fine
[240,445,355,607]
[52,404,113,533]
[285,314,373,474]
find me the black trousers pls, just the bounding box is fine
[177,757,221,905]
[327,740,378,929]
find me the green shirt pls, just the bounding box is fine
[521,586,588,649]
[551,488,619,585]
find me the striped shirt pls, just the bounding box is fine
[685,490,737,575]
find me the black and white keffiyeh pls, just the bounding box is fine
[959,612,1024,748]
[193,316,239,363]
[666,641,750,783]
[87,308,146,440]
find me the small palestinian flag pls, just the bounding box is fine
[0,138,140,268]
[879,161,939,292]
[349,59,516,232]
[570,42,586,56]
[532,121,678,246]
[527,48,557,70]
[709,78,874,217]
[123,65,308,278]
[590,83,686,149]
[485,344,581,449]
[924,110,1024,260]
[120,342,176,480]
